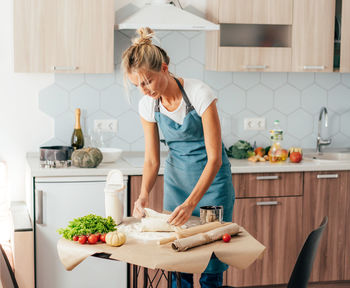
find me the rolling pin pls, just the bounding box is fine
[157,221,230,245]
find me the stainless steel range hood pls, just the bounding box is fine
[115,0,219,31]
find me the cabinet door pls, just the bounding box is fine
[292,0,335,72]
[303,171,348,282]
[340,0,350,72]
[226,196,303,287]
[14,0,114,73]
[345,171,350,279]
[34,179,127,288]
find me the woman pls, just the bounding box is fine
[122,27,235,288]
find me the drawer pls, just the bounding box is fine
[232,172,303,198]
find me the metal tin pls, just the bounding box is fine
[200,206,223,224]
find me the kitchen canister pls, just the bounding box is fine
[104,170,125,225]
[200,206,223,224]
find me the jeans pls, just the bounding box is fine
[172,272,223,288]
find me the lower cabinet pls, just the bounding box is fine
[225,172,303,287]
[303,171,349,282]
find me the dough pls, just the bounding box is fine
[140,208,174,232]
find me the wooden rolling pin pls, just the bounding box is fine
[157,221,230,245]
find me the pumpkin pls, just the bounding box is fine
[71,147,103,168]
[105,231,126,247]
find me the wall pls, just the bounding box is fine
[39,29,350,152]
[0,0,53,203]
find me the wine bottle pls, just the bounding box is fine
[71,108,84,150]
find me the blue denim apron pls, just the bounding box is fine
[154,78,235,274]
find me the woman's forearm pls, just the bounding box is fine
[184,157,222,208]
[140,160,160,198]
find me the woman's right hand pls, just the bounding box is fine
[133,195,149,218]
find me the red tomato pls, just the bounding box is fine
[78,235,87,244]
[88,234,98,244]
[290,152,302,163]
[73,235,79,241]
[100,233,106,243]
[95,233,101,241]
[222,233,231,243]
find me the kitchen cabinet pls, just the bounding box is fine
[345,172,350,279]
[33,176,127,288]
[340,0,350,72]
[292,0,336,72]
[14,0,114,73]
[225,172,303,287]
[206,0,293,72]
[303,171,348,282]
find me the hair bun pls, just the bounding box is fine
[133,27,154,46]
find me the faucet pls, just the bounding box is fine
[316,107,331,153]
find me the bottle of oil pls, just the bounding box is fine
[269,120,287,163]
[71,108,84,150]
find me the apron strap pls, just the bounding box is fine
[154,78,194,114]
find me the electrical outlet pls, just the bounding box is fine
[244,118,266,130]
[94,119,118,133]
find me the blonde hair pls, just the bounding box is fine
[121,27,170,76]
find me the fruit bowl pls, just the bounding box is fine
[100,148,123,163]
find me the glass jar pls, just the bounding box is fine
[269,120,287,163]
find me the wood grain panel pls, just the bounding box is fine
[292,0,335,72]
[218,47,292,72]
[232,172,303,198]
[205,0,219,71]
[340,0,350,72]
[227,196,303,286]
[345,171,350,280]
[303,171,348,282]
[219,0,293,24]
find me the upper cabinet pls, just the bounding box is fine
[206,0,293,72]
[14,0,114,73]
[340,0,350,72]
[292,0,336,72]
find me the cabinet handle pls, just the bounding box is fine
[256,175,279,180]
[36,190,43,225]
[256,201,279,206]
[52,66,78,71]
[303,65,325,70]
[244,65,267,69]
[317,174,338,179]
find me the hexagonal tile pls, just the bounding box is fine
[118,110,144,142]
[105,136,131,150]
[70,85,100,116]
[218,84,245,115]
[264,109,288,132]
[233,72,260,89]
[161,32,190,64]
[55,111,75,144]
[190,32,206,64]
[231,110,259,140]
[315,73,340,89]
[341,73,350,88]
[274,84,300,114]
[283,133,300,148]
[301,84,327,114]
[300,133,316,149]
[330,132,350,148]
[328,84,350,112]
[287,110,313,140]
[130,88,144,112]
[156,30,171,39]
[340,110,350,137]
[250,133,270,148]
[204,70,232,90]
[115,31,132,65]
[287,73,314,90]
[131,137,146,151]
[39,84,69,117]
[176,58,204,80]
[85,73,115,90]
[246,84,273,115]
[313,109,340,138]
[218,110,232,136]
[115,65,125,86]
[181,31,201,39]
[55,74,84,91]
[261,72,287,89]
[100,84,131,117]
[222,135,239,150]
[85,110,115,136]
[40,137,65,147]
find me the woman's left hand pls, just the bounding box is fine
[168,203,195,226]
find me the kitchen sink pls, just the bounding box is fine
[303,152,350,162]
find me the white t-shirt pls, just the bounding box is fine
[138,78,217,125]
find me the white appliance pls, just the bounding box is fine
[116,0,219,31]
[33,176,128,288]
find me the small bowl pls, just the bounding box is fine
[100,148,123,163]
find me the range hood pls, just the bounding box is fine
[115,0,219,31]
